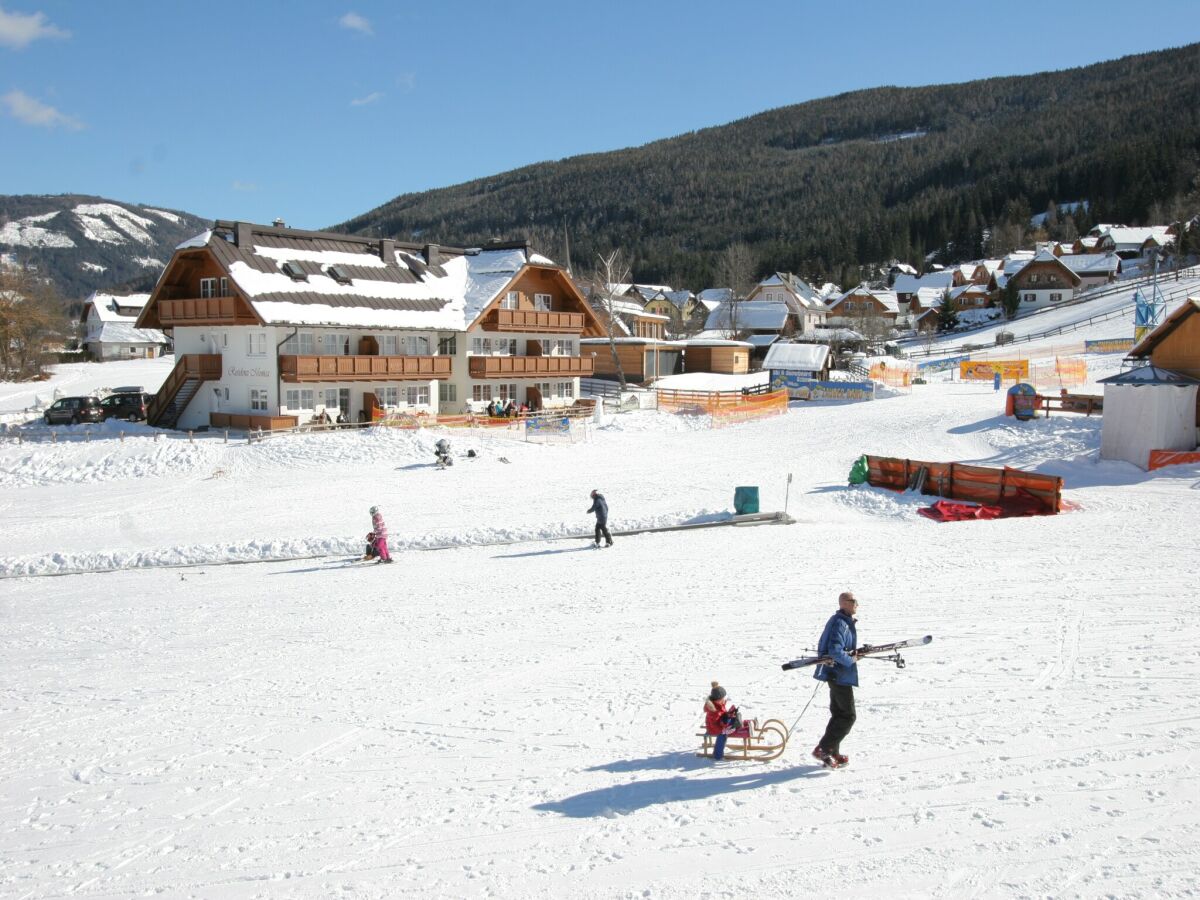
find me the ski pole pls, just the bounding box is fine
[785,682,822,739]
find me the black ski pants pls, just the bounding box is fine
[818,682,856,755]
[594,520,612,545]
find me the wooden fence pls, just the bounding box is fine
[866,455,1063,513]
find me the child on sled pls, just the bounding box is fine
[704,681,750,761]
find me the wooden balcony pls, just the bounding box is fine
[279,354,451,383]
[156,295,257,326]
[480,308,585,333]
[468,355,594,379]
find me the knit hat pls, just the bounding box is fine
[369,506,379,515]
[708,681,726,702]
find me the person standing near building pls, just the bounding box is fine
[812,590,860,768]
[587,489,613,547]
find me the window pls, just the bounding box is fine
[1050,293,1063,303]
[200,277,217,299]
[250,388,269,411]
[247,333,267,356]
[498,383,519,402]
[284,391,316,412]
[281,333,298,354]
[324,389,340,411]
[281,261,307,281]
[498,339,516,356]
[1023,294,1036,303]
[219,276,229,296]
[472,384,492,402]
[539,381,552,399]
[327,265,352,285]
[534,293,552,311]
[439,382,457,402]
[406,385,430,406]
[558,381,574,399]
[376,386,399,408]
[438,334,457,355]
[501,291,519,309]
[297,332,315,355]
[471,337,491,355]
[404,335,430,355]
[382,334,400,355]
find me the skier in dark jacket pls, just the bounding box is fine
[587,489,613,547]
[812,590,860,768]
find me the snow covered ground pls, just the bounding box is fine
[2,351,1199,898]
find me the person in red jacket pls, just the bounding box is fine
[704,682,738,761]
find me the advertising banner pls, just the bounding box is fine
[1084,338,1135,354]
[916,355,969,373]
[771,372,874,401]
[960,360,1030,381]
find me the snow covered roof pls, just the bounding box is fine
[830,287,900,314]
[683,337,754,348]
[948,283,988,299]
[1059,253,1120,275]
[704,300,790,331]
[892,271,956,294]
[91,322,168,345]
[659,289,694,308]
[163,224,562,331]
[762,342,830,371]
[84,291,152,323]
[1099,226,1173,250]
[697,288,732,304]
[745,334,781,347]
[1098,365,1200,385]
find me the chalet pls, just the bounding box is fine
[746,273,829,334]
[1059,253,1121,289]
[1005,249,1082,310]
[826,286,900,324]
[590,295,670,341]
[1096,226,1174,259]
[690,288,729,321]
[642,289,694,333]
[1072,236,1102,254]
[80,291,169,360]
[910,286,950,316]
[892,270,959,309]
[135,221,605,430]
[946,283,990,312]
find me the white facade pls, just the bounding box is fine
[1015,287,1072,312]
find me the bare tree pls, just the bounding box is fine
[715,242,755,337]
[589,249,631,390]
[0,267,65,380]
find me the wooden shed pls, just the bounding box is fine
[683,339,752,375]
[581,338,684,384]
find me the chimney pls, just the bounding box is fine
[379,239,395,265]
[272,217,287,229]
[235,222,252,247]
[423,243,441,266]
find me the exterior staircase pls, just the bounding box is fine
[148,354,222,429]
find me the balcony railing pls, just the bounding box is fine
[156,296,252,325]
[468,355,594,379]
[279,354,451,382]
[480,308,585,333]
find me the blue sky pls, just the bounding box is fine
[2,1,1198,230]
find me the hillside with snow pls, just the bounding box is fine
[0,194,208,301]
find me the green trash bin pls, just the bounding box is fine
[734,486,760,515]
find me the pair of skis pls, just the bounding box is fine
[781,635,932,671]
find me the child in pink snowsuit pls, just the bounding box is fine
[369,506,392,563]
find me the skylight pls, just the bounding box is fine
[281,261,308,281]
[327,265,352,285]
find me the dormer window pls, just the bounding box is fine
[282,261,308,281]
[327,265,352,285]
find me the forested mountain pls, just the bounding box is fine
[337,43,1200,289]
[0,195,208,305]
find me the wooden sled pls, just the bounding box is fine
[696,718,789,762]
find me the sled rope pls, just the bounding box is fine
[785,682,823,739]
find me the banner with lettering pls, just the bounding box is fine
[1084,338,1135,354]
[771,372,874,401]
[959,360,1030,381]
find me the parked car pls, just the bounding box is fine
[43,396,105,425]
[100,391,153,421]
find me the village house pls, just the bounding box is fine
[1094,226,1174,260]
[80,291,169,360]
[641,289,695,334]
[826,286,900,325]
[1059,252,1121,289]
[746,273,829,335]
[1004,249,1083,310]
[135,221,605,430]
[892,269,960,309]
[946,283,991,312]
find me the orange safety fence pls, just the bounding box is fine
[709,390,789,428]
[868,364,913,391]
[657,388,770,410]
[1029,358,1088,389]
[866,455,1063,513]
[1148,449,1200,471]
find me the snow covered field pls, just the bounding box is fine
[2,352,1199,898]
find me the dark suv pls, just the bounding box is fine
[100,391,153,421]
[43,396,105,425]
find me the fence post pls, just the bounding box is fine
[188,431,194,444]
[85,429,91,442]
[154,432,160,443]
[224,430,229,444]
[119,431,124,443]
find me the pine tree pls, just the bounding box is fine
[936,289,960,332]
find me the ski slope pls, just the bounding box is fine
[1,349,1198,897]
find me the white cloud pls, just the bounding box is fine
[350,91,383,107]
[0,6,69,49]
[338,12,372,35]
[1,89,82,129]
[232,181,259,192]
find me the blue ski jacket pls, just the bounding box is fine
[813,609,858,686]
[587,493,609,524]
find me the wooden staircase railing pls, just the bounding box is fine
[147,354,222,428]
